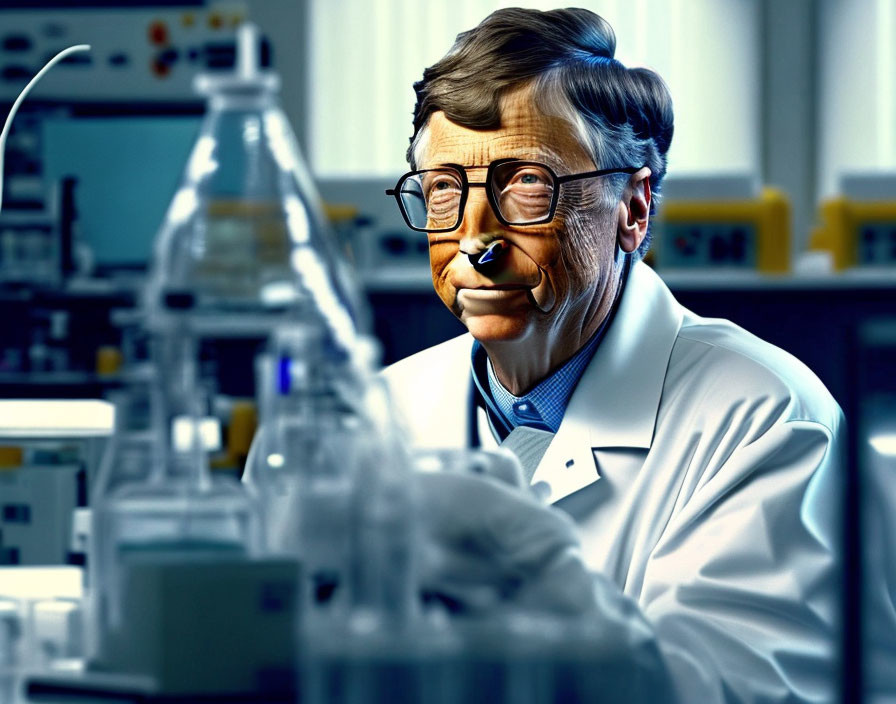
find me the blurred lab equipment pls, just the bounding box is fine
[0,177,77,290]
[0,399,114,567]
[137,14,364,462]
[0,4,256,106]
[247,325,362,601]
[652,173,791,272]
[854,319,896,703]
[0,33,140,399]
[0,565,85,704]
[0,2,309,407]
[77,21,370,701]
[0,42,87,291]
[78,300,296,697]
[810,173,896,271]
[245,328,419,634]
[0,44,90,214]
[144,21,363,342]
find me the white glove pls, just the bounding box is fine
[414,470,674,700]
[414,469,594,616]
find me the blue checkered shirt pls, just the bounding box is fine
[484,330,603,433]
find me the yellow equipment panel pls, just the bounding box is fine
[811,198,896,270]
[654,187,790,273]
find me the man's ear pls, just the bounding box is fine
[617,167,652,254]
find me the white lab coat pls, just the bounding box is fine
[383,261,844,704]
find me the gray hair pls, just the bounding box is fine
[408,7,674,259]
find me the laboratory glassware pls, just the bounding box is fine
[247,328,420,627]
[145,23,364,354]
[247,324,364,621]
[89,383,262,671]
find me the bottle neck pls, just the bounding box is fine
[209,90,277,113]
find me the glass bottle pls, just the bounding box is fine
[145,23,364,356]
[246,324,362,624]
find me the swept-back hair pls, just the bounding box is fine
[408,7,674,257]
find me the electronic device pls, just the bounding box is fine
[653,174,790,272]
[811,173,896,270]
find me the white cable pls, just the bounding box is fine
[0,44,91,215]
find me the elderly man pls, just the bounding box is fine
[383,7,843,704]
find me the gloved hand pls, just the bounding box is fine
[413,469,675,702]
[414,469,597,617]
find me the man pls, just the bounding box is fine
[383,8,843,703]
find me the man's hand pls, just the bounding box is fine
[413,469,674,702]
[414,470,597,616]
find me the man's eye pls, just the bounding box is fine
[511,169,550,187]
[429,177,460,193]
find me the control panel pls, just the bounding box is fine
[811,174,896,270]
[0,1,253,103]
[654,183,791,273]
[812,200,896,269]
[660,222,757,268]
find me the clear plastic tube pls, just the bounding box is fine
[0,45,90,215]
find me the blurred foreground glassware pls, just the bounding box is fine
[246,330,418,632]
[145,23,364,354]
[87,25,367,697]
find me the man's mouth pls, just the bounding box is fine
[464,284,530,291]
[456,287,532,312]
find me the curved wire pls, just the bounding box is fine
[0,44,91,214]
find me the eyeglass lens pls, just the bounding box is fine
[398,163,556,230]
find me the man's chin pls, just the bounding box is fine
[462,313,532,343]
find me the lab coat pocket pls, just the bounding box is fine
[556,448,650,582]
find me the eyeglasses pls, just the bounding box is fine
[385,158,639,233]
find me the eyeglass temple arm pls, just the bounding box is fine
[556,166,641,185]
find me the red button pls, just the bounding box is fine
[151,56,171,78]
[148,20,168,46]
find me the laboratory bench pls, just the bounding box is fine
[1,265,893,420]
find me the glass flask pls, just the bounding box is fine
[246,324,363,623]
[246,327,420,632]
[348,371,419,630]
[145,23,364,355]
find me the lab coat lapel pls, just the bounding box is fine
[531,263,684,503]
[476,406,500,451]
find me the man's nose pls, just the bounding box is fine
[457,189,508,273]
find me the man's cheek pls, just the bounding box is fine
[428,243,459,305]
[557,217,603,290]
[428,242,456,278]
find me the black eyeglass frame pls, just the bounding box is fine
[385,158,641,233]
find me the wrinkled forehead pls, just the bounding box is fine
[417,87,594,173]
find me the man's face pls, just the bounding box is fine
[419,87,619,345]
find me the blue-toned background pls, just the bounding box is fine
[43,117,200,265]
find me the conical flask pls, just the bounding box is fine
[146,23,364,355]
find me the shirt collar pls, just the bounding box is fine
[485,332,601,432]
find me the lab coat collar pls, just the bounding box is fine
[531,262,684,499]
